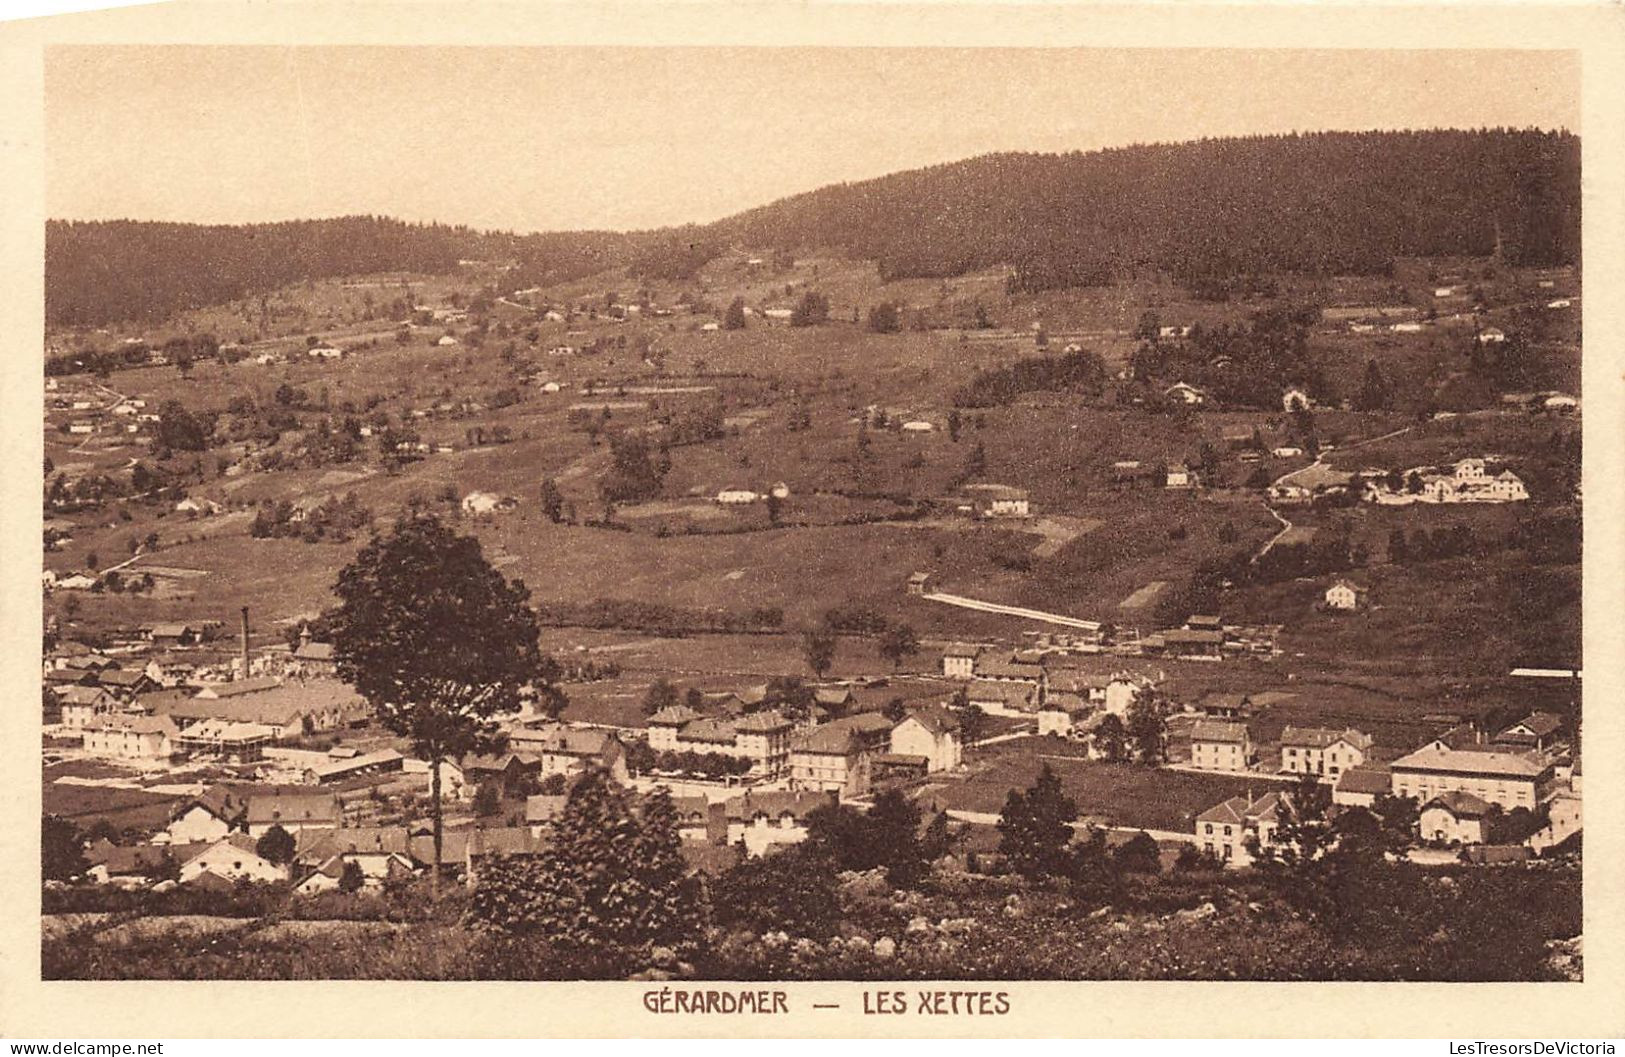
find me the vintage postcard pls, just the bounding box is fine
[1,0,1622,1040]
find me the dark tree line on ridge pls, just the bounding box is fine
[48,129,1578,328]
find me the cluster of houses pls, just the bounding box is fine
[941,642,1158,717]
[79,783,553,892]
[645,692,965,798]
[47,385,158,439]
[46,626,370,765]
[1362,457,1529,506]
[1193,711,1579,865]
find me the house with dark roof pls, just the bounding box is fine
[941,643,979,680]
[788,714,894,797]
[1195,791,1290,866]
[444,753,541,800]
[165,786,249,844]
[95,667,158,698]
[292,827,417,893]
[1332,765,1393,808]
[1279,726,1373,780]
[57,685,119,730]
[1189,720,1252,772]
[85,841,183,886]
[889,707,962,771]
[245,792,342,838]
[1420,790,1493,845]
[1494,711,1566,751]
[967,679,1037,712]
[507,724,629,784]
[409,826,547,885]
[1158,628,1225,660]
[645,707,793,776]
[723,789,836,857]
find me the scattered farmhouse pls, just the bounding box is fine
[1324,579,1368,611]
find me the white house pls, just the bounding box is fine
[901,420,935,434]
[1189,720,1251,772]
[437,335,459,347]
[1195,791,1289,867]
[1324,579,1368,611]
[716,488,758,504]
[1279,726,1372,779]
[81,715,178,760]
[1272,446,1304,458]
[941,644,978,680]
[889,708,963,772]
[165,788,249,845]
[1477,328,1507,344]
[1165,464,1193,489]
[1489,471,1529,502]
[1164,382,1207,406]
[178,835,286,885]
[723,791,830,858]
[461,491,514,517]
[1420,791,1492,845]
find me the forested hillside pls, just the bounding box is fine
[712,128,1580,292]
[46,128,1578,327]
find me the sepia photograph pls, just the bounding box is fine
[25,28,1597,1001]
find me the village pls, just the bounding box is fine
[43,585,1582,894]
[38,124,1584,983]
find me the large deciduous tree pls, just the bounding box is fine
[329,512,559,889]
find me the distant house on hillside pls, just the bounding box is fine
[941,643,978,680]
[1325,579,1368,611]
[1165,464,1194,489]
[716,488,758,504]
[1164,382,1206,406]
[461,492,515,517]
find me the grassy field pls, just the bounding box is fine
[930,747,1266,832]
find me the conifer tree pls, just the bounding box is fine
[997,764,1077,880]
